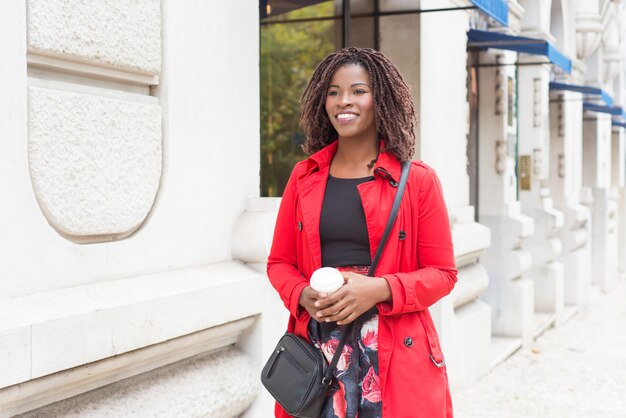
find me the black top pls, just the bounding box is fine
[320,175,375,267]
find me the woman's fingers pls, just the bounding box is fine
[326,307,355,323]
[324,306,361,324]
[317,296,360,322]
[313,287,346,309]
[340,271,365,284]
[315,299,348,319]
[337,312,358,325]
[303,286,323,301]
[340,271,353,283]
[311,275,376,322]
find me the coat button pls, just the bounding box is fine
[404,337,413,348]
[297,221,302,231]
[399,230,406,240]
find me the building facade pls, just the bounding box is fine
[0,0,624,416]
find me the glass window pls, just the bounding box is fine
[260,2,339,197]
[260,0,379,196]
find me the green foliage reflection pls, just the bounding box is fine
[261,3,337,197]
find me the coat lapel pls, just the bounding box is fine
[297,171,327,271]
[295,141,337,271]
[358,147,403,268]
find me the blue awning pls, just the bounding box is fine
[470,0,508,27]
[583,103,626,117]
[549,82,613,107]
[467,29,572,73]
[612,119,626,129]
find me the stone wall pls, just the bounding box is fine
[0,0,263,416]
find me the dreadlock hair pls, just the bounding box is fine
[300,47,416,161]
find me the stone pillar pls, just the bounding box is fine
[429,207,491,389]
[379,0,494,387]
[517,57,565,332]
[231,197,288,418]
[611,126,626,278]
[549,89,593,313]
[611,66,626,279]
[396,0,493,388]
[571,0,605,303]
[477,50,535,354]
[582,113,619,292]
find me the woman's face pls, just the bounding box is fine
[325,64,377,142]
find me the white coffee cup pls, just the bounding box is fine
[310,267,344,294]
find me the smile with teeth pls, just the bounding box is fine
[337,113,358,121]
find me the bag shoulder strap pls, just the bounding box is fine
[368,159,411,278]
[322,160,412,385]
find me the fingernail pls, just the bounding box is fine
[316,312,322,317]
[314,301,320,307]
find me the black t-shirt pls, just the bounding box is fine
[319,175,374,267]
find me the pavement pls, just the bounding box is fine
[453,279,626,418]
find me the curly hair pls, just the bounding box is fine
[300,47,416,161]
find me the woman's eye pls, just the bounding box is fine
[354,89,366,95]
[328,91,338,96]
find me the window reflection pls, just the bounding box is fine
[260,0,376,196]
[261,2,338,197]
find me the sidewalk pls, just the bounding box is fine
[453,279,626,418]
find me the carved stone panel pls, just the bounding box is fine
[28,87,162,241]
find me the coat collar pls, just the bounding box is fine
[303,139,402,183]
[295,139,403,270]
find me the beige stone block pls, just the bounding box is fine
[0,327,31,388]
[28,0,161,73]
[28,86,162,242]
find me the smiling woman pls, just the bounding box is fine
[265,47,457,418]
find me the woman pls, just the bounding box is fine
[267,47,457,418]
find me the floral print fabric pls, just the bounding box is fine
[307,265,382,418]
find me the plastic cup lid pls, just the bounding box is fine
[310,267,344,293]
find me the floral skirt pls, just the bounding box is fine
[307,265,382,418]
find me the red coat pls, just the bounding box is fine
[267,140,457,418]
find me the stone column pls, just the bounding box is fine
[380,0,494,387]
[610,126,626,279]
[429,207,491,389]
[477,50,535,354]
[232,198,288,418]
[517,57,565,332]
[549,88,593,313]
[578,1,622,294]
[582,113,619,292]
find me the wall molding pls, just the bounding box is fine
[28,50,159,87]
[0,317,255,417]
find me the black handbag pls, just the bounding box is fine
[261,161,411,418]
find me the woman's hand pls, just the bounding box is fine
[299,286,327,322]
[313,271,392,325]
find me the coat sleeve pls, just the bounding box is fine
[266,164,310,320]
[377,166,457,316]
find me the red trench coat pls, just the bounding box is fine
[267,140,457,418]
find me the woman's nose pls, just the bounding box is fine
[338,92,352,106]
